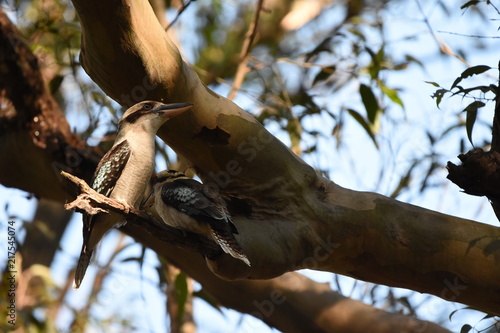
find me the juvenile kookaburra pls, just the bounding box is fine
[152,170,251,266]
[74,101,193,289]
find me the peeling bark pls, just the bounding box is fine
[2,1,499,331]
[67,0,500,317]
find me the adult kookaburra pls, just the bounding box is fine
[152,170,251,266]
[74,101,193,289]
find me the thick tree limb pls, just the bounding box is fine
[69,0,500,317]
[133,221,453,333]
[61,173,449,333]
[0,9,99,200]
[0,2,459,331]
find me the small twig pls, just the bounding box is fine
[62,171,127,215]
[228,0,265,100]
[165,0,194,32]
[415,0,469,66]
[60,171,221,256]
[437,31,500,39]
[488,1,500,15]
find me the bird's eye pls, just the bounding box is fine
[143,103,153,110]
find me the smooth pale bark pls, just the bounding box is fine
[126,222,450,333]
[63,172,448,332]
[69,0,500,316]
[0,7,450,331]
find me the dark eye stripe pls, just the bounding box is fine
[124,110,150,124]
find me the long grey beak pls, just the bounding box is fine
[155,102,193,118]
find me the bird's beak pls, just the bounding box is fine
[155,102,193,118]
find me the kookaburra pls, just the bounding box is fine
[152,170,251,266]
[74,101,193,289]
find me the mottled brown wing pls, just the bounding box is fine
[91,140,131,196]
[74,140,131,289]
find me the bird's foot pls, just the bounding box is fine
[116,199,133,214]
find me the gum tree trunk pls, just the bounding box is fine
[0,1,497,331]
[69,0,500,316]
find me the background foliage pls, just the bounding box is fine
[1,0,499,331]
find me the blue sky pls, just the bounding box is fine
[2,0,500,331]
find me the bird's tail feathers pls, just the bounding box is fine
[73,245,93,289]
[211,230,251,266]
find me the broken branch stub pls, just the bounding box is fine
[60,170,222,258]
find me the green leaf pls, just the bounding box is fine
[49,75,64,94]
[462,65,491,78]
[451,77,462,90]
[305,36,333,61]
[431,88,449,108]
[389,163,416,198]
[405,54,424,68]
[380,82,404,110]
[359,84,380,124]
[365,46,385,79]
[425,81,441,88]
[295,90,322,116]
[451,85,495,96]
[193,289,222,313]
[460,0,479,9]
[347,108,378,148]
[463,101,485,145]
[312,65,336,86]
[451,65,491,89]
[174,271,188,323]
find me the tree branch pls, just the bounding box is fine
[0,1,460,329]
[228,0,265,100]
[164,0,194,32]
[0,9,99,201]
[67,0,500,316]
[446,62,500,220]
[60,171,222,258]
[61,175,449,333]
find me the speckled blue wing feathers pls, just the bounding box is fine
[159,177,250,266]
[160,178,239,234]
[91,140,131,196]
